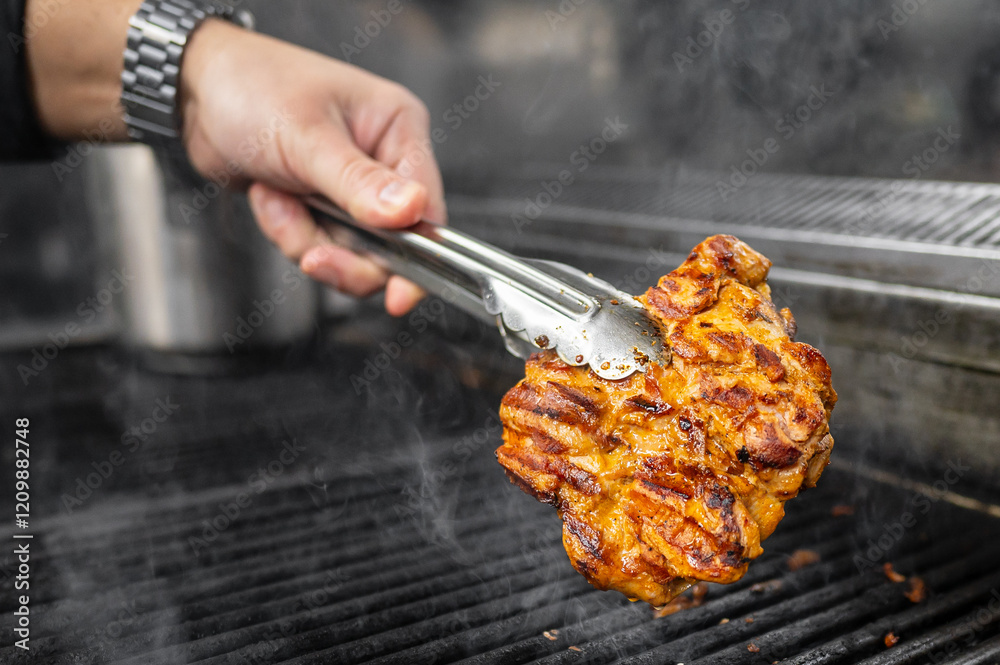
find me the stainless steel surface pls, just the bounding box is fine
[85,145,318,360]
[456,168,1000,298]
[306,195,667,380]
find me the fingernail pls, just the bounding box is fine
[378,180,420,210]
[301,253,339,288]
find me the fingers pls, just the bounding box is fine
[299,123,429,229]
[366,98,447,225]
[300,244,387,298]
[385,276,426,317]
[247,184,322,259]
[249,182,389,297]
[391,137,447,225]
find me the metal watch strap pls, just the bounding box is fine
[121,0,253,147]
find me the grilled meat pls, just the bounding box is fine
[497,235,836,606]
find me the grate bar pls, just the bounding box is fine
[532,526,984,665]
[949,632,1000,665]
[691,553,1000,665]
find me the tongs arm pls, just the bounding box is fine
[304,195,597,324]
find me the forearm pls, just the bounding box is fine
[25,0,142,141]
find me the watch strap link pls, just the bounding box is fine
[121,0,251,146]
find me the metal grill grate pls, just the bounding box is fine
[484,168,1000,249]
[2,321,999,665]
[3,407,1000,664]
[449,168,1000,298]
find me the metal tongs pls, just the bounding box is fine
[306,196,669,380]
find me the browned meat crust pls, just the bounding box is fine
[497,235,837,606]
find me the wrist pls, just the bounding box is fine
[26,0,142,142]
[178,18,243,139]
[121,3,254,148]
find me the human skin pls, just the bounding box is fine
[24,0,444,314]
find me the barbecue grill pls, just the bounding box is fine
[3,168,1000,664]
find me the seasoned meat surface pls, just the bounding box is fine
[497,235,836,606]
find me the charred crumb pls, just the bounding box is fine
[905,576,926,603]
[787,549,821,571]
[736,446,750,463]
[745,617,755,624]
[883,562,906,583]
[747,643,760,653]
[749,579,783,594]
[535,335,550,349]
[653,583,709,618]
[884,631,899,647]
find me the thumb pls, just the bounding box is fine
[301,124,428,228]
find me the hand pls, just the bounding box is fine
[180,20,445,315]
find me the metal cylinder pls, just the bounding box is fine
[85,144,318,371]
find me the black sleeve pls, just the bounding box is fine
[0,0,60,161]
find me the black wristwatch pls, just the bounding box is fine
[121,0,254,147]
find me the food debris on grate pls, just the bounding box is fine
[750,579,784,594]
[543,630,559,641]
[787,548,822,571]
[905,576,927,603]
[885,631,900,647]
[654,582,710,617]
[883,562,907,583]
[748,642,761,653]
